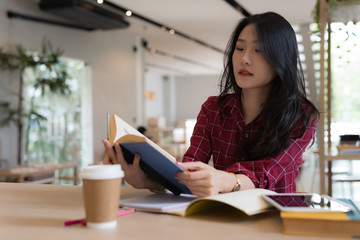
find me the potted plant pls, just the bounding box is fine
[0,38,71,165]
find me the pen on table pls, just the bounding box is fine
[117,208,135,216]
[64,219,83,226]
[64,208,135,226]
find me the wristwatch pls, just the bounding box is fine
[231,173,241,192]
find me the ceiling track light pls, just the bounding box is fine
[102,0,224,54]
[146,62,189,75]
[223,0,251,17]
[143,44,219,71]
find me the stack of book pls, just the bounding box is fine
[280,199,360,238]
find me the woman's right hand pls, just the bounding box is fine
[102,139,164,191]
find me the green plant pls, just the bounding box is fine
[313,0,360,24]
[311,0,359,57]
[0,38,70,165]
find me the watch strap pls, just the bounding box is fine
[231,173,241,192]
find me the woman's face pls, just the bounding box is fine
[232,24,275,92]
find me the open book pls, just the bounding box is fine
[119,188,276,217]
[108,114,191,195]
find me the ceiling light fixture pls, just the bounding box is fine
[102,0,224,53]
[97,0,103,4]
[223,0,251,17]
[143,44,219,71]
[146,62,189,75]
[150,48,156,54]
[125,10,132,16]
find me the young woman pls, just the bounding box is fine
[103,12,319,197]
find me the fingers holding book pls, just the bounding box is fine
[102,139,117,164]
[102,139,164,192]
[175,161,222,197]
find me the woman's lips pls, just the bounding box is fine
[238,69,253,76]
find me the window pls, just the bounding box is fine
[330,22,360,142]
[23,57,92,183]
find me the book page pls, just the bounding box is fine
[120,193,197,215]
[185,188,275,216]
[110,114,177,162]
[109,114,145,145]
[119,188,276,217]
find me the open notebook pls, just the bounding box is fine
[119,188,275,217]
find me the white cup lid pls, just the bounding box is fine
[87,220,117,229]
[80,164,124,180]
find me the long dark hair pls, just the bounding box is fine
[218,12,319,161]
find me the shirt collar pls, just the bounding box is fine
[222,93,245,121]
[222,93,262,126]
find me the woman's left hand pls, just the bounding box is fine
[175,161,226,197]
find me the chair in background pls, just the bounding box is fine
[332,135,360,198]
[0,159,10,182]
[0,161,55,184]
[24,172,55,184]
[0,159,9,170]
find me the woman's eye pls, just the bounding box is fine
[236,47,244,51]
[255,49,262,53]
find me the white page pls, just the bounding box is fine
[120,193,197,212]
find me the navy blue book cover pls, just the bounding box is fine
[121,142,192,195]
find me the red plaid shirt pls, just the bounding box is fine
[183,94,317,193]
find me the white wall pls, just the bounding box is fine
[144,71,164,121]
[175,74,220,122]
[0,0,137,166]
[144,73,220,127]
[163,75,176,126]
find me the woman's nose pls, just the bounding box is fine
[240,51,251,65]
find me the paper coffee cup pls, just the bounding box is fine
[80,164,124,229]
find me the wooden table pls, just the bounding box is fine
[0,162,78,185]
[0,182,348,240]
